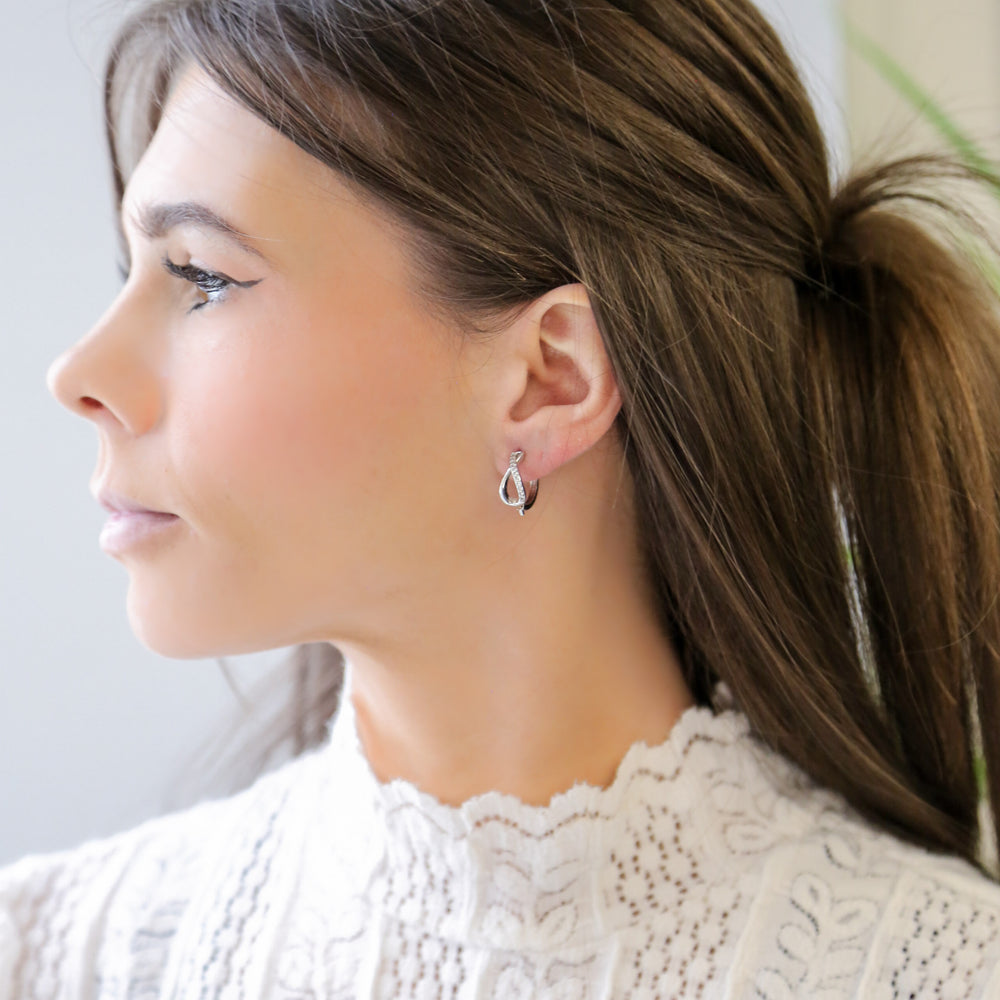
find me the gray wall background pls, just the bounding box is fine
[0,0,843,865]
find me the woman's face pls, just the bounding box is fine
[47,68,495,658]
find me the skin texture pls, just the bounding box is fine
[47,69,695,807]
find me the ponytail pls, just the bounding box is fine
[747,156,1000,870]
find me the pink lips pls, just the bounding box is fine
[95,488,181,554]
[96,488,172,516]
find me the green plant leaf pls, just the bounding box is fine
[843,19,1000,190]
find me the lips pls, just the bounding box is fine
[93,485,181,556]
[95,487,175,517]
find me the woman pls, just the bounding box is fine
[3,0,1000,996]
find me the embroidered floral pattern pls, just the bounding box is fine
[875,874,1000,999]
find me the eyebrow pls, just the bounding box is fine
[128,201,268,261]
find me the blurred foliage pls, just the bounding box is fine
[844,20,999,188]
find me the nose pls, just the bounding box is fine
[46,292,164,437]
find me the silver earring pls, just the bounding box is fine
[499,450,539,516]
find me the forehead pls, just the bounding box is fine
[120,67,367,246]
[117,65,436,314]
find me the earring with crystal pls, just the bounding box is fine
[499,450,539,516]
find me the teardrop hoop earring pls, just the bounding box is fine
[499,450,539,516]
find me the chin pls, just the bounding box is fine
[122,574,233,656]
[128,618,218,660]
[126,604,302,662]
[125,602,237,661]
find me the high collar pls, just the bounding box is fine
[305,661,804,953]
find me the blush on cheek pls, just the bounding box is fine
[176,352,378,525]
[175,280,456,543]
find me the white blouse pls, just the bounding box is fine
[3,663,1000,999]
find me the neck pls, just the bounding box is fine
[333,446,695,807]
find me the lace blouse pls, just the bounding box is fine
[3,664,1000,999]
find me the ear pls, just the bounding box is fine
[485,284,623,483]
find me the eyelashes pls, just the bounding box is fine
[113,256,262,312]
[161,257,262,312]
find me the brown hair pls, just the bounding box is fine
[105,0,1000,875]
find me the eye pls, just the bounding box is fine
[162,257,237,312]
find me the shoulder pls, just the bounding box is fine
[0,752,313,999]
[722,735,1000,999]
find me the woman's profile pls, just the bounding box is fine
[3,0,1000,996]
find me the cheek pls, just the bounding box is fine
[171,301,455,540]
